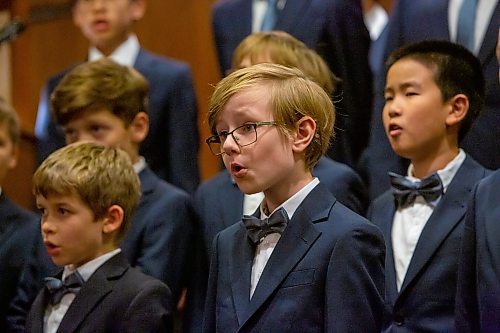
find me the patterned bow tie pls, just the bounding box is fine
[389,172,444,208]
[242,207,289,244]
[45,271,84,305]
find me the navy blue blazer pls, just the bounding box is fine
[361,0,500,199]
[35,48,200,194]
[368,155,490,332]
[203,182,385,332]
[455,170,500,333]
[0,193,39,329]
[26,252,173,333]
[212,0,372,167]
[6,166,201,332]
[125,166,199,304]
[194,156,369,258]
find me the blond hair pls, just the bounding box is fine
[231,31,339,95]
[51,58,149,126]
[33,141,140,244]
[0,97,21,144]
[208,63,334,170]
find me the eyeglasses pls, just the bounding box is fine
[206,121,278,156]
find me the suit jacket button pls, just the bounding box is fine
[393,314,404,326]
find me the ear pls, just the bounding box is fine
[292,116,316,154]
[445,94,469,127]
[130,112,149,143]
[7,143,18,170]
[130,0,146,21]
[101,205,124,235]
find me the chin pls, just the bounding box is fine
[235,180,261,195]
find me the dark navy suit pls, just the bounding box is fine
[368,155,490,332]
[203,182,385,332]
[362,0,500,199]
[0,193,39,329]
[35,49,200,194]
[195,156,368,258]
[455,170,500,333]
[6,166,202,332]
[26,253,173,333]
[212,0,372,166]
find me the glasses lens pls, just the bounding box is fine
[234,124,257,146]
[207,137,223,155]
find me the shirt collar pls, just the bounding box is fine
[407,149,466,193]
[88,34,140,67]
[260,177,319,220]
[133,156,146,174]
[63,248,121,282]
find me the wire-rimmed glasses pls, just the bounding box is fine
[206,121,278,156]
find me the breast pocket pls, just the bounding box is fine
[281,268,316,288]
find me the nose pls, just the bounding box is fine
[41,216,55,236]
[385,98,402,119]
[221,133,241,155]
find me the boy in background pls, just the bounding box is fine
[9,59,202,331]
[203,63,385,332]
[26,141,172,332]
[0,98,39,329]
[35,0,199,194]
[368,40,490,332]
[454,32,500,333]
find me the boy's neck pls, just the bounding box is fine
[263,170,313,213]
[410,147,460,179]
[94,33,132,57]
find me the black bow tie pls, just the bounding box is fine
[45,271,84,305]
[389,172,444,208]
[242,207,289,244]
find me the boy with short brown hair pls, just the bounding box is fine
[27,141,172,332]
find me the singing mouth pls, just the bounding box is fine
[388,123,402,136]
[231,162,247,177]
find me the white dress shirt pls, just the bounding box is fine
[252,0,287,32]
[392,149,466,291]
[43,249,121,333]
[250,178,319,298]
[88,33,141,66]
[448,0,498,54]
[363,2,389,41]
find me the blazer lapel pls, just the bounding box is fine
[238,184,328,328]
[230,225,255,326]
[375,197,399,304]
[398,156,484,295]
[137,166,156,209]
[30,280,58,333]
[56,253,128,332]
[477,2,499,64]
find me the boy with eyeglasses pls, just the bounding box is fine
[197,31,369,261]
[202,63,385,332]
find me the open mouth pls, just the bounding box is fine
[231,162,247,177]
[44,241,60,255]
[388,124,402,136]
